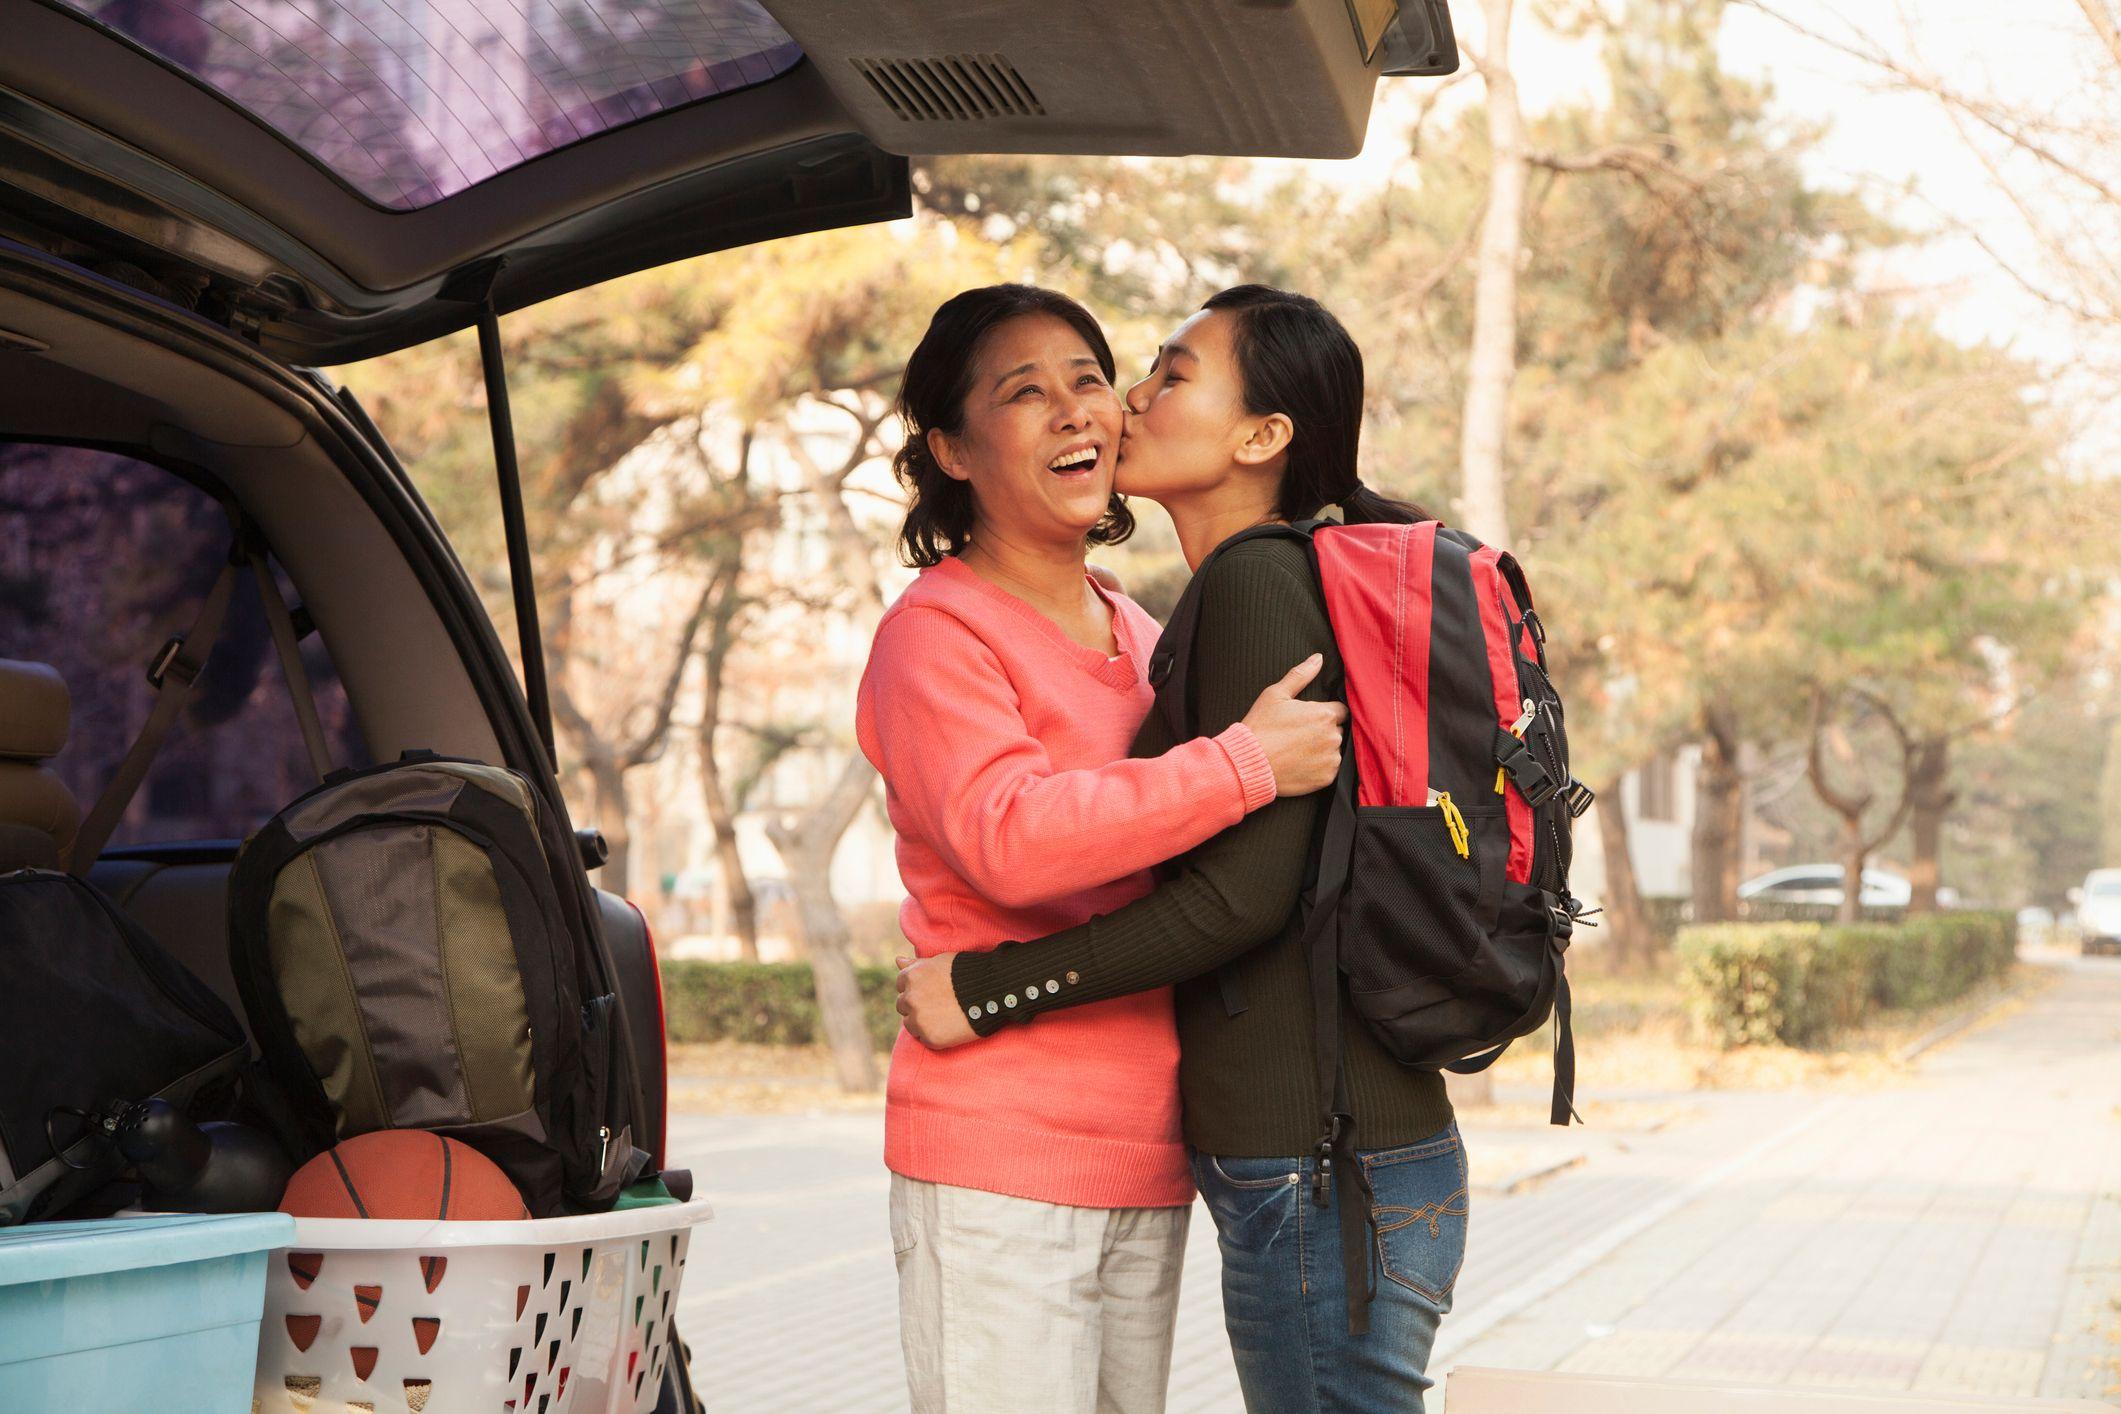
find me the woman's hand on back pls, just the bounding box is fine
[896,953,979,1049]
[1242,653,1347,797]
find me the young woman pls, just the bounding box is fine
[854,284,1348,1414]
[896,286,1465,1412]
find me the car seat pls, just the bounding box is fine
[0,659,80,871]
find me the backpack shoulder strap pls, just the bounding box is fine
[1146,521,1322,745]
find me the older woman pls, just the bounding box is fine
[855,284,1344,1414]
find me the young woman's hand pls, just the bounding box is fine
[896,953,979,1049]
[1242,653,1348,797]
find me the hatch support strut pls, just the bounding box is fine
[464,275,557,769]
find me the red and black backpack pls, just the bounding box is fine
[1153,518,1593,1328]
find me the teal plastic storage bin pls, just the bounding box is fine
[0,1211,295,1414]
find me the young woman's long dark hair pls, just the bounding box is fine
[892,284,1135,568]
[1200,285,1432,526]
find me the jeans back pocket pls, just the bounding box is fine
[1364,1130,1470,1303]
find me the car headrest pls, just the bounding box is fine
[0,659,70,762]
[0,768,78,869]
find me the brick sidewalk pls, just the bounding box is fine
[670,956,2121,1410]
[1439,955,2121,1403]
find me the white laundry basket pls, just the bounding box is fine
[253,1199,710,1414]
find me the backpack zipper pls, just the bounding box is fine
[1426,789,1472,859]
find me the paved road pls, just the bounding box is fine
[669,955,2121,1410]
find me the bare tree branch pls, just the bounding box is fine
[616,577,714,768]
[1737,0,2121,208]
[2074,0,2121,74]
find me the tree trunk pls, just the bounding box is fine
[1595,787,1655,966]
[1905,736,1952,914]
[760,407,893,1092]
[1838,822,1869,924]
[1691,712,1744,923]
[1458,0,1527,547]
[766,752,881,1092]
[698,743,760,961]
[2103,720,2121,880]
[546,581,713,905]
[1805,689,1914,925]
[588,759,632,899]
[695,566,761,963]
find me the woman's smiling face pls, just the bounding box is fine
[929,312,1124,548]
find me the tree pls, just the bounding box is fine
[1691,708,1747,922]
[339,265,748,901]
[1326,0,1876,935]
[691,523,769,961]
[1738,0,2121,336]
[1458,0,1531,546]
[2104,719,2121,873]
[1805,688,1914,922]
[1916,670,2114,911]
[666,220,1018,1090]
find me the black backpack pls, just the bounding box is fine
[1154,520,1594,1331]
[227,752,649,1215]
[0,869,247,1223]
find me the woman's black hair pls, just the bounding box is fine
[1200,284,1432,525]
[893,284,1135,568]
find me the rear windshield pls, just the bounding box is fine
[69,0,803,210]
[2090,876,2121,898]
[0,444,368,848]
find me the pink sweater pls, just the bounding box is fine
[855,556,1278,1207]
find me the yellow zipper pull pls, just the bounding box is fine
[1430,789,1471,859]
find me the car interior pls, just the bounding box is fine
[0,295,502,1019]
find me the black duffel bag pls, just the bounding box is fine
[0,868,246,1223]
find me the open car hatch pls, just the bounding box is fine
[0,0,1454,364]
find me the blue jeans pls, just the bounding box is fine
[1191,1124,1468,1413]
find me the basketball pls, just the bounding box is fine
[279,1131,529,1221]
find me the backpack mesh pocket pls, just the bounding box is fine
[1339,805,1499,992]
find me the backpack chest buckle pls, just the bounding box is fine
[1493,729,1557,806]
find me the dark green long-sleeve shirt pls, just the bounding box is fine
[951,535,1452,1157]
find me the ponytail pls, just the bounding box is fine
[1339,479,1429,526]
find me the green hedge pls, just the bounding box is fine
[660,961,900,1051]
[1677,911,2016,1049]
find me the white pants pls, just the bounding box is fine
[890,1173,1190,1414]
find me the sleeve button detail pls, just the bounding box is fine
[1047,979,1060,992]
[1066,971,1080,985]
[966,1006,982,1022]
[1004,994,1018,1008]
[1025,985,1041,999]
[984,1002,998,1016]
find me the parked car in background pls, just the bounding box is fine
[2069,869,2121,955]
[1736,864,1960,913]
